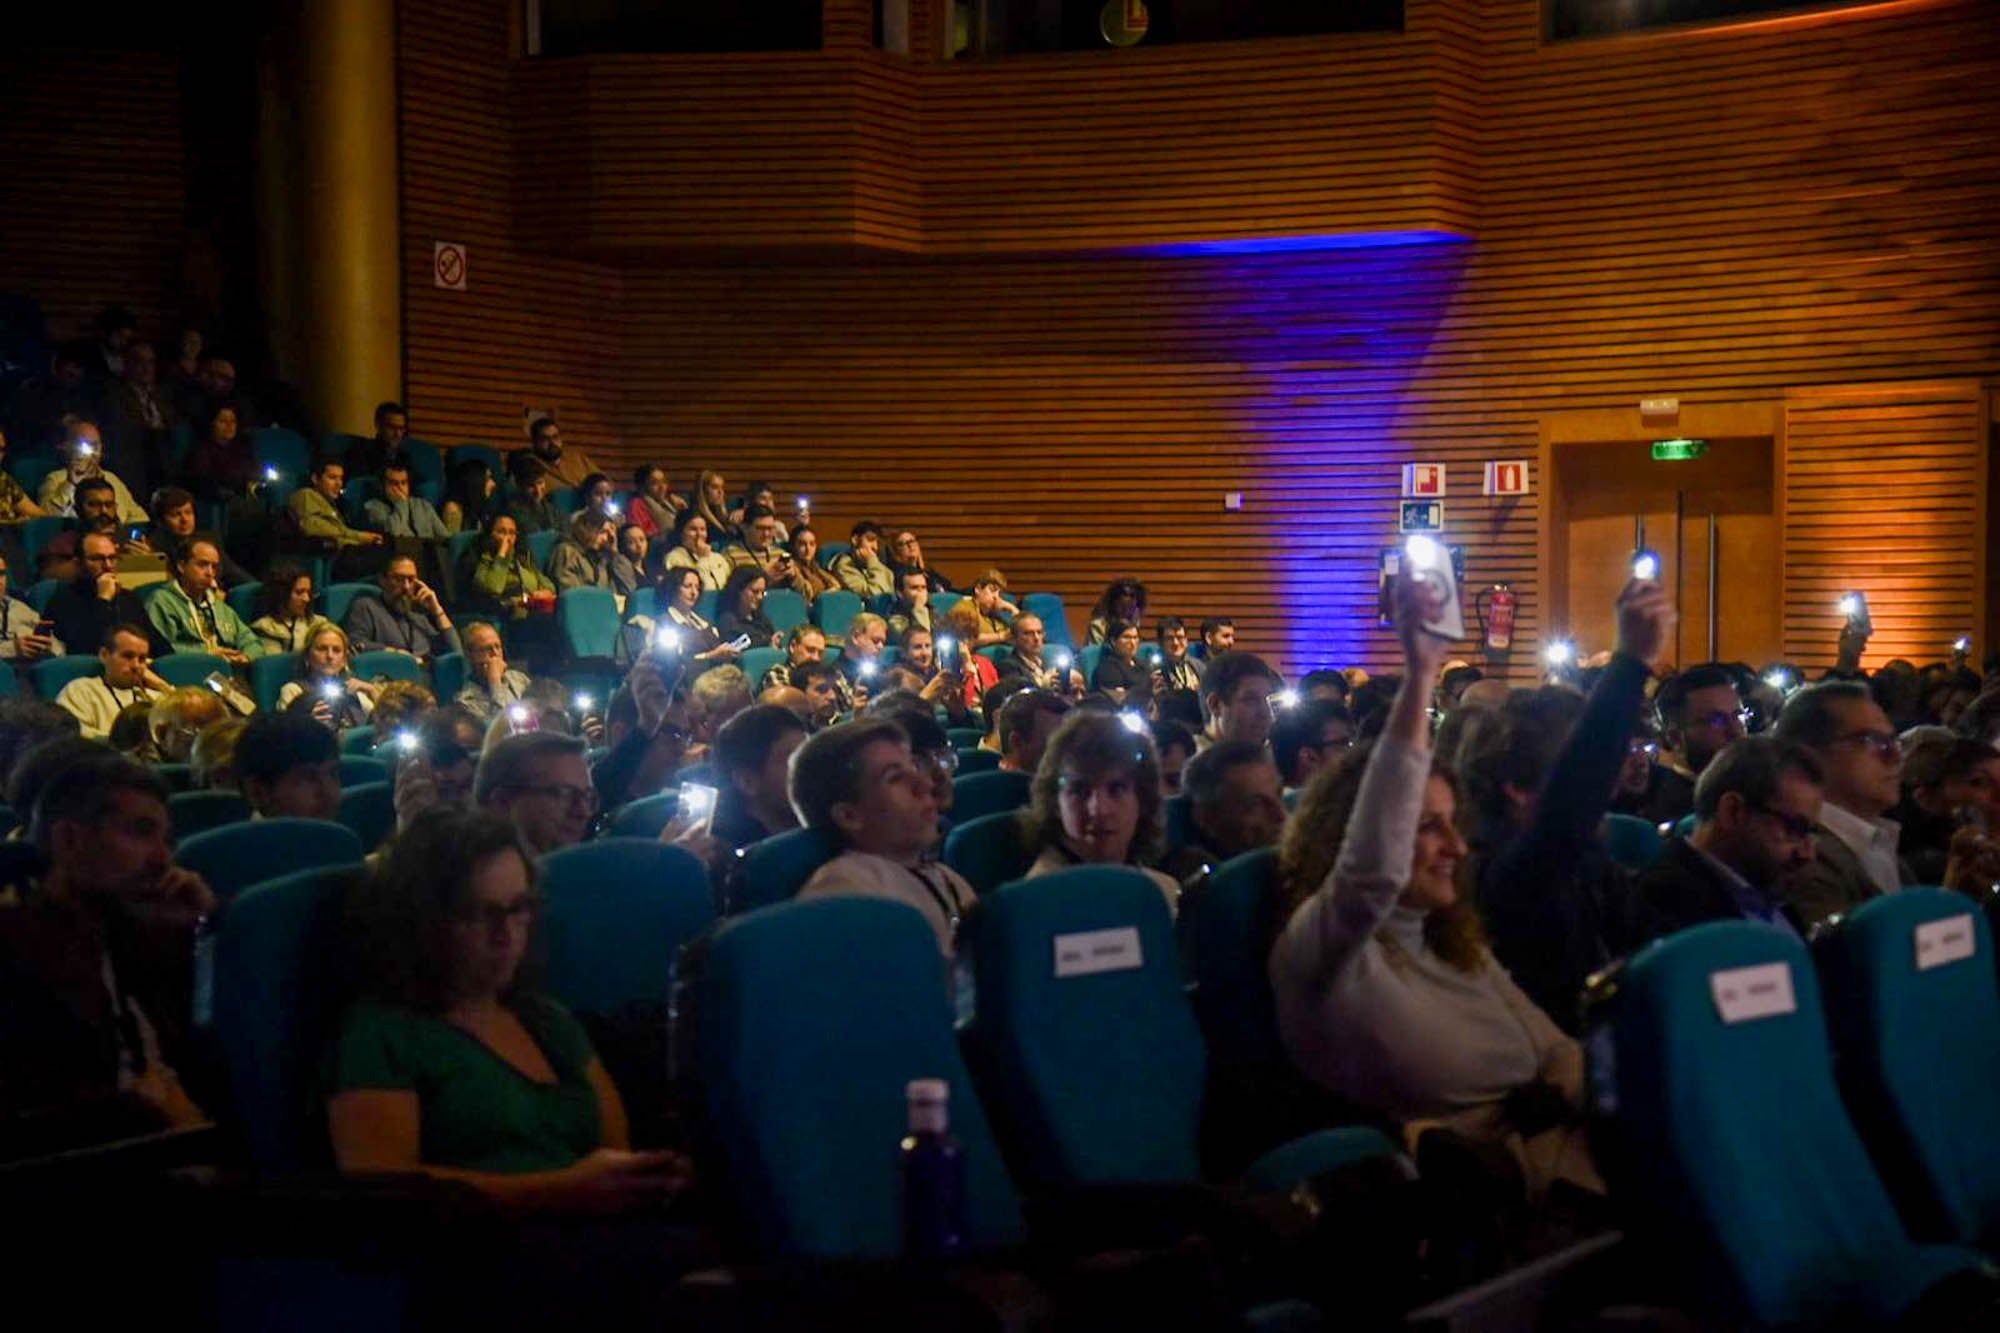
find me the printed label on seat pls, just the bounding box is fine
[1709,960,1796,1024]
[1054,926,1143,978]
[1915,914,1976,971]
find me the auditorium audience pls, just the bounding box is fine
[109,341,171,494]
[1153,617,1203,693]
[831,520,894,599]
[1085,578,1147,647]
[591,665,692,812]
[1153,718,1197,796]
[147,687,227,764]
[329,806,688,1210]
[939,603,999,707]
[1020,710,1180,911]
[791,660,844,731]
[236,712,342,821]
[998,613,1080,694]
[40,421,148,526]
[524,416,596,490]
[783,524,842,603]
[793,717,974,958]
[464,513,556,627]
[1643,664,1747,824]
[1463,580,1674,1033]
[548,508,615,594]
[457,622,535,721]
[147,536,263,664]
[1636,736,1823,937]
[189,716,247,791]
[362,461,450,541]
[707,703,808,857]
[56,625,166,737]
[0,552,60,660]
[0,755,211,1157]
[657,568,732,664]
[393,707,486,831]
[149,487,254,586]
[760,624,826,692]
[290,457,387,578]
[729,481,788,540]
[343,401,409,479]
[731,505,793,582]
[1272,698,1354,790]
[1201,652,1280,749]
[967,571,1017,649]
[344,556,461,661]
[443,457,501,535]
[1091,619,1154,705]
[610,524,648,602]
[886,567,933,639]
[277,624,376,730]
[1893,731,2000,886]
[1771,680,1912,930]
[716,566,780,650]
[0,428,49,528]
[181,404,256,501]
[475,732,597,856]
[997,688,1067,776]
[688,665,754,745]
[663,511,732,592]
[1201,616,1236,658]
[1162,739,1286,882]
[1269,571,1598,1198]
[627,464,688,539]
[505,454,563,535]
[249,561,334,655]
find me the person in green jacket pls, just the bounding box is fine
[289,455,387,580]
[146,536,267,666]
[460,512,555,622]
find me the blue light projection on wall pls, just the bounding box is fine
[1122,236,1476,675]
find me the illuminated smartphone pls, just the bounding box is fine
[1397,536,1465,640]
[677,783,718,826]
[1839,592,1873,636]
[1630,548,1660,582]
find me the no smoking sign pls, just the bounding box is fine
[433,241,468,291]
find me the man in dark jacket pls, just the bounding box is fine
[1637,736,1823,939]
[1467,580,1675,1033]
[43,531,162,657]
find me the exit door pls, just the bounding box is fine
[1551,437,1780,670]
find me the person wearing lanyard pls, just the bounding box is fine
[793,717,975,961]
[54,625,169,739]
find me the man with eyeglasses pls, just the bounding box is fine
[1271,698,1354,790]
[1773,680,1913,930]
[1638,736,1823,938]
[44,532,158,657]
[1645,663,1750,825]
[475,732,597,856]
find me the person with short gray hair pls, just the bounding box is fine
[1637,736,1824,938]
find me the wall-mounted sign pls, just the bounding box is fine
[1640,397,1679,416]
[1483,460,1530,496]
[433,242,468,291]
[1401,463,1447,498]
[1399,499,1445,533]
[1651,438,1708,461]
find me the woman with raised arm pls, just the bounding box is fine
[1268,569,1599,1197]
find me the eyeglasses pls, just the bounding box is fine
[452,895,540,930]
[505,782,598,810]
[1829,730,1900,762]
[1750,803,1821,843]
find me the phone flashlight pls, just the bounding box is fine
[1544,640,1575,668]
[507,704,530,726]
[677,783,719,825]
[1631,549,1660,582]
[395,730,421,754]
[796,496,810,514]
[1274,689,1300,710]
[76,441,95,458]
[264,465,280,483]
[859,659,879,680]
[936,633,956,656]
[1839,593,1863,618]
[1403,534,1446,574]
[1052,650,1072,673]
[320,680,345,700]
[1119,710,1148,735]
[1955,636,1971,654]
[572,692,595,713]
[653,626,680,655]
[1764,668,1793,692]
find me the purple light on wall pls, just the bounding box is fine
[1123,229,1471,258]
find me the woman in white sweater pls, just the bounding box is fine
[1267,570,1598,1196]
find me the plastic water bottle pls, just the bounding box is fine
[900,1078,966,1259]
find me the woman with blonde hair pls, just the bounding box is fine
[278,623,379,731]
[691,469,737,545]
[148,687,229,763]
[1267,572,1596,1197]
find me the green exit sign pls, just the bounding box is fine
[1651,438,1708,461]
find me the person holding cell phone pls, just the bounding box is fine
[656,568,736,663]
[278,624,377,731]
[780,524,842,604]
[716,566,781,651]
[0,551,62,661]
[40,420,149,527]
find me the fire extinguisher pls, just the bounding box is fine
[1477,584,1518,652]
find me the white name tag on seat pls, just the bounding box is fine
[1710,961,1797,1024]
[1054,926,1144,978]
[1915,914,1977,971]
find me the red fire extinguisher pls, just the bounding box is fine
[1477,584,1518,653]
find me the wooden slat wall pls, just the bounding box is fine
[0,50,186,343]
[1783,384,1987,671]
[399,0,625,454]
[390,0,2000,674]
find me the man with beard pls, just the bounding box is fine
[44,533,161,657]
[1637,736,1824,938]
[343,555,461,663]
[1640,663,1749,824]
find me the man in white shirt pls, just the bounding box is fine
[37,420,148,527]
[1773,680,1911,930]
[0,552,62,661]
[55,625,165,738]
[793,716,974,958]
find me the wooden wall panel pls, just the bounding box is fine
[1782,384,1987,671]
[399,0,625,454]
[594,0,2000,673]
[0,50,186,343]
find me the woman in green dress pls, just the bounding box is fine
[327,807,689,1212]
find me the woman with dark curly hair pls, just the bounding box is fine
[327,807,690,1212]
[1084,577,1148,647]
[1019,709,1180,912]
[1266,572,1596,1197]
